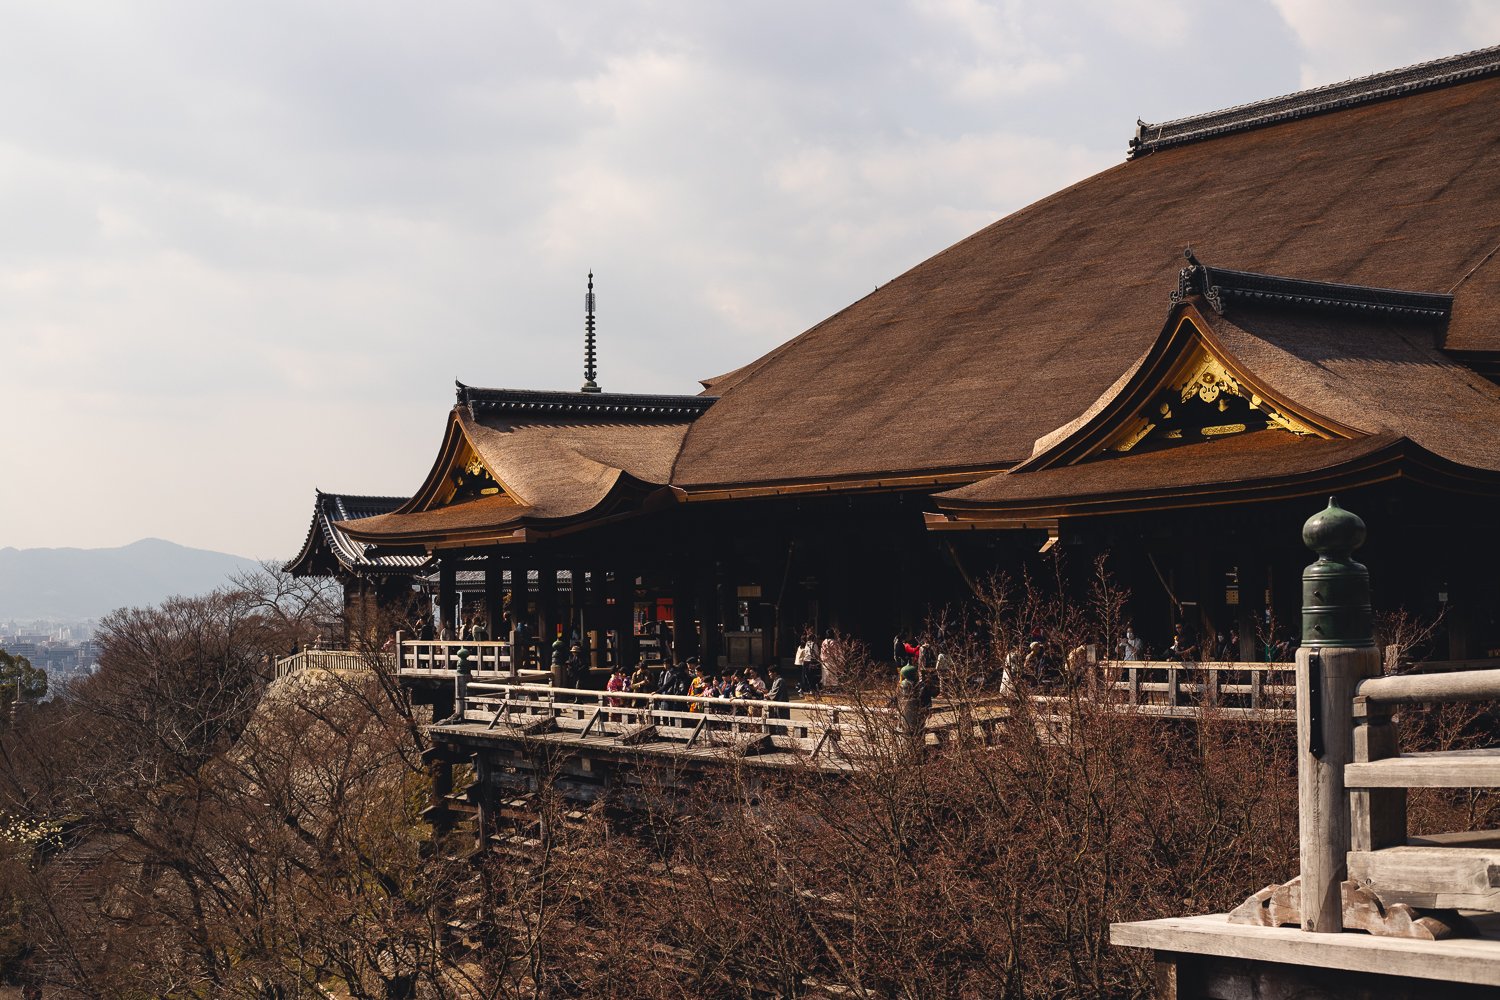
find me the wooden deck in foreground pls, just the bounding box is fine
[1111,914,1500,997]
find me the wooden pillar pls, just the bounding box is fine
[616,572,638,670]
[538,562,558,647]
[473,755,493,854]
[673,579,698,660]
[1297,644,1381,932]
[587,567,608,670]
[512,567,533,670]
[439,561,457,635]
[428,754,453,837]
[484,553,503,637]
[699,570,721,669]
[1237,557,1262,662]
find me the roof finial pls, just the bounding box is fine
[581,271,601,393]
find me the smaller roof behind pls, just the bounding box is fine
[340,389,713,548]
[284,491,427,578]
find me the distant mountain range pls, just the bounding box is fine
[0,539,263,621]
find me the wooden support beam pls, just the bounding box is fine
[1351,701,1405,852]
[580,708,603,738]
[1348,846,1500,912]
[618,723,657,745]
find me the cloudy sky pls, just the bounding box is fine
[2,0,1497,558]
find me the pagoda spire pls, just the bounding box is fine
[581,271,601,393]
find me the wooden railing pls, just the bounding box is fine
[1099,659,1295,710]
[1231,652,1500,936]
[453,682,874,761]
[273,649,390,680]
[399,639,515,675]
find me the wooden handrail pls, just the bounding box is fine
[1355,669,1500,706]
[1098,659,1294,672]
[462,681,865,717]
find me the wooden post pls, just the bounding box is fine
[1128,666,1140,705]
[1167,664,1180,707]
[1251,666,1264,710]
[439,561,457,637]
[474,755,493,854]
[615,571,638,670]
[1350,698,1406,852]
[1205,667,1219,707]
[484,553,503,641]
[1296,644,1381,932]
[537,563,556,648]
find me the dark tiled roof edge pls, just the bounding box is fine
[311,491,427,574]
[456,383,718,419]
[1130,44,1500,158]
[317,489,408,508]
[1173,250,1453,320]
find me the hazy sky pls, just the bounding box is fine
[3,1,1497,558]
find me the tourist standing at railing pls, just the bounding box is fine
[1118,626,1143,661]
[606,667,627,707]
[795,630,820,691]
[1170,622,1198,663]
[630,662,654,694]
[745,667,768,700]
[567,644,588,688]
[820,630,841,690]
[418,618,435,641]
[765,665,790,720]
[660,659,688,697]
[688,660,708,712]
[439,620,454,642]
[898,664,927,735]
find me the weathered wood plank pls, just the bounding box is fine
[1351,710,1405,852]
[1346,749,1500,789]
[1357,670,1500,706]
[1298,646,1381,933]
[1111,915,1500,986]
[1349,846,1500,910]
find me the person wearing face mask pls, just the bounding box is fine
[1118,626,1143,662]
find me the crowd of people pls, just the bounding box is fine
[605,657,791,716]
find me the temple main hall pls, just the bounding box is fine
[289,46,1500,670]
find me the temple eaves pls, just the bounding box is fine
[454,382,717,420]
[1130,43,1500,159]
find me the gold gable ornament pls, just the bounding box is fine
[1103,344,1320,455]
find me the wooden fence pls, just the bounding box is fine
[455,682,871,762]
[273,649,390,680]
[1098,659,1295,711]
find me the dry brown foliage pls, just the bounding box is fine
[0,557,1494,998]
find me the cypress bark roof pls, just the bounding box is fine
[337,393,702,547]
[669,69,1500,493]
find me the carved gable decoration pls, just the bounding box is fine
[1100,342,1320,456]
[1017,309,1353,473]
[433,440,519,509]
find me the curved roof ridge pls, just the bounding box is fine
[1131,43,1500,158]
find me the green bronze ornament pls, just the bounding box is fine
[1300,496,1374,648]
